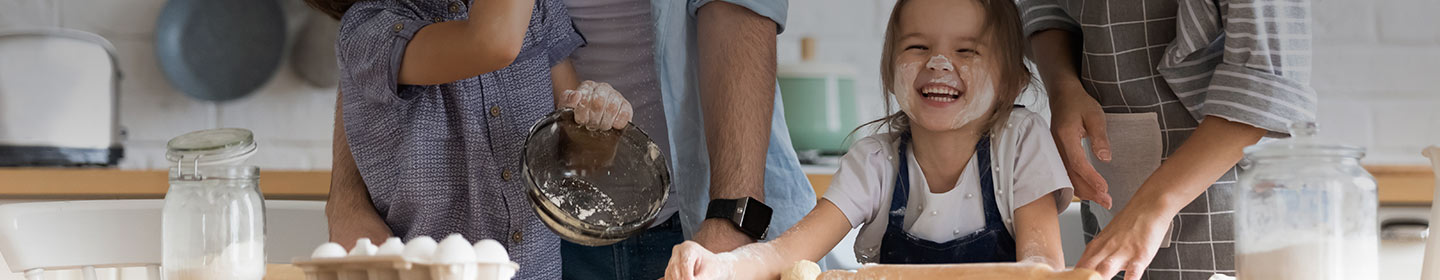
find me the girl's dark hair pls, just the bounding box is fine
[303,0,360,20]
[855,0,1033,136]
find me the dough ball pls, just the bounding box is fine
[782,260,822,280]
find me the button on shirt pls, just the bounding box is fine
[335,0,584,279]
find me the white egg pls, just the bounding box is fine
[433,234,477,263]
[472,239,510,263]
[404,236,439,262]
[349,238,378,256]
[311,242,347,259]
[377,237,405,256]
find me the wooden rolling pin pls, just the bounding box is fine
[785,261,1102,280]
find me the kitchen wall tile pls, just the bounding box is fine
[110,38,218,142]
[117,140,167,170]
[246,142,314,170]
[785,0,881,40]
[57,0,166,39]
[1311,0,1377,45]
[1311,45,1440,99]
[1316,97,1374,149]
[1372,100,1435,159]
[311,142,334,170]
[216,66,338,143]
[1376,0,1440,45]
[0,0,59,29]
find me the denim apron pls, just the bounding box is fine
[878,135,1017,264]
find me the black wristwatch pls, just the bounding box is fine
[705,197,773,241]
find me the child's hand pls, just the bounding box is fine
[559,80,633,131]
[664,241,738,280]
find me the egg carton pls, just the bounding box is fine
[293,234,519,280]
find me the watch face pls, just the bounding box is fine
[739,199,773,240]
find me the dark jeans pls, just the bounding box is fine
[561,214,684,280]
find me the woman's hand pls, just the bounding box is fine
[664,241,739,280]
[1047,81,1114,209]
[558,80,633,131]
[1075,201,1170,280]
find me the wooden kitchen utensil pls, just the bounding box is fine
[788,261,1102,280]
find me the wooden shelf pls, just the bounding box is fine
[0,168,329,200]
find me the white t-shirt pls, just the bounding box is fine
[821,108,1073,262]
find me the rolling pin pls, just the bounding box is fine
[783,261,1102,280]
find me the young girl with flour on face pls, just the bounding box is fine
[661,0,1074,278]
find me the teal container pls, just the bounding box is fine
[778,63,860,155]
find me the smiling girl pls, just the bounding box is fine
[661,0,1073,278]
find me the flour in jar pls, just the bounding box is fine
[165,241,266,280]
[1237,238,1377,280]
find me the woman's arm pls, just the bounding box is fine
[1076,116,1266,279]
[1029,30,1113,209]
[397,0,535,85]
[1013,192,1066,269]
[326,91,393,248]
[666,199,854,280]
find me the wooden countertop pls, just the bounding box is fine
[0,168,330,200]
[0,165,1434,205]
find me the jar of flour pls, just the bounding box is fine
[1235,123,1378,280]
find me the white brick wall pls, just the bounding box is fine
[779,0,1440,165]
[2,0,1435,170]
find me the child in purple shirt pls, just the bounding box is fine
[303,0,633,278]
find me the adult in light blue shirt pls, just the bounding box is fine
[557,0,815,279]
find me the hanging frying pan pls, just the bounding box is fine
[155,0,285,102]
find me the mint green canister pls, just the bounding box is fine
[778,38,861,157]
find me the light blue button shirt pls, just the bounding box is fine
[651,0,816,240]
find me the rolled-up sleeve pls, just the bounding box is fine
[336,4,430,105]
[689,0,788,33]
[1016,0,1080,38]
[820,137,890,229]
[1204,0,1317,136]
[542,1,585,67]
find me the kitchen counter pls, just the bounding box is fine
[0,165,1433,205]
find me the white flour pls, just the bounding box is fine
[1237,238,1377,280]
[166,241,265,280]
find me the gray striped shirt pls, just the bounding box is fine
[1018,0,1316,279]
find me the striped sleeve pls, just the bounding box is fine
[1016,0,1079,38]
[1204,0,1317,136]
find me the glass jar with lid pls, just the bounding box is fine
[161,128,265,280]
[1235,123,1377,280]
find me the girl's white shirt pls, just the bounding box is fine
[821,108,1074,263]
